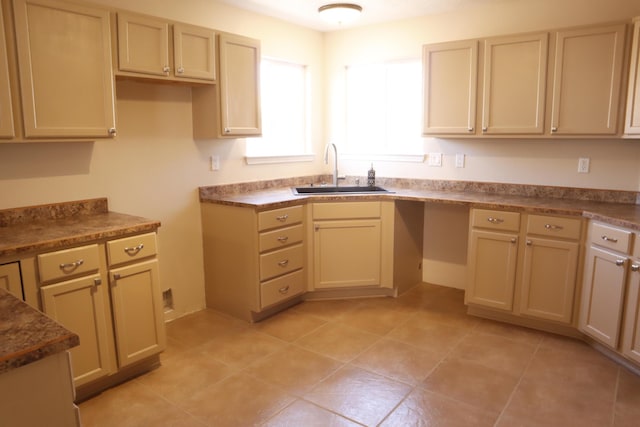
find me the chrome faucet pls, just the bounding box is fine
[324,143,339,186]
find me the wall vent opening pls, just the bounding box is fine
[162,288,174,312]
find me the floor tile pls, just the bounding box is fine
[351,337,442,385]
[387,321,468,357]
[472,318,546,347]
[263,399,364,427]
[197,328,286,368]
[614,367,640,426]
[179,372,295,427]
[244,345,342,395]
[295,322,381,362]
[304,365,412,426]
[380,388,497,427]
[253,309,327,342]
[291,298,362,320]
[336,303,415,335]
[422,358,520,415]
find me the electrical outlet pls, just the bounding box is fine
[578,157,590,173]
[455,153,465,168]
[428,152,442,167]
[210,155,220,171]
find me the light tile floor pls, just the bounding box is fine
[79,283,640,426]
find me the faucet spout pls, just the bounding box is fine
[324,143,339,186]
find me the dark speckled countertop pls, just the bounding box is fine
[0,198,160,374]
[199,176,640,232]
[0,288,79,374]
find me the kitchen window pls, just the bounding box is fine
[245,58,312,164]
[344,59,424,160]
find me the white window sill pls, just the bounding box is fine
[340,153,425,163]
[245,154,315,165]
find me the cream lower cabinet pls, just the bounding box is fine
[467,209,582,328]
[622,260,640,363]
[38,233,164,390]
[201,203,305,322]
[0,262,22,298]
[580,222,632,349]
[310,201,393,291]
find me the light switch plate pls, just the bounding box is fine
[428,152,442,167]
[455,153,465,168]
[578,157,590,173]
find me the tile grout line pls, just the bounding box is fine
[610,366,622,427]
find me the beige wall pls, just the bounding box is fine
[1,0,640,316]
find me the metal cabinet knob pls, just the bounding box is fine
[467,127,474,132]
[616,259,625,267]
[177,66,185,74]
[526,240,532,246]
[551,127,558,132]
[224,127,230,134]
[163,66,170,73]
[631,264,640,272]
[108,128,117,137]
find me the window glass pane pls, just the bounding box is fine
[247,59,308,157]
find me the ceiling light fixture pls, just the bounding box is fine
[318,3,363,25]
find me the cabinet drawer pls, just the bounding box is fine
[259,243,304,281]
[258,205,303,231]
[38,244,100,283]
[259,224,304,253]
[313,202,380,220]
[526,214,581,240]
[107,233,158,267]
[590,222,632,254]
[471,209,520,232]
[261,269,305,308]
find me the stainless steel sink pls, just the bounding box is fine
[292,185,392,195]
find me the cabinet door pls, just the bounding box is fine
[519,237,578,324]
[41,274,116,386]
[423,40,478,135]
[549,24,626,135]
[0,262,22,299]
[579,245,627,348]
[466,229,518,311]
[117,13,170,77]
[0,5,14,139]
[218,33,261,136]
[173,23,216,81]
[313,219,381,289]
[481,33,548,134]
[110,259,165,368]
[622,262,640,364]
[625,19,640,135]
[13,0,116,138]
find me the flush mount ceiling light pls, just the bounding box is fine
[318,3,363,25]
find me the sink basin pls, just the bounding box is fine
[292,185,392,195]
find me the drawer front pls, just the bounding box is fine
[259,224,304,253]
[259,243,304,281]
[591,222,632,254]
[38,244,100,283]
[471,209,520,232]
[526,214,581,240]
[261,269,305,308]
[258,205,303,231]
[107,233,158,266]
[313,201,380,220]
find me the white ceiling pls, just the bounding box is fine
[218,0,506,31]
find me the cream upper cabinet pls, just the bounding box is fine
[481,33,548,135]
[423,40,478,135]
[549,24,626,135]
[192,33,261,138]
[624,17,640,135]
[116,13,215,83]
[13,0,116,138]
[0,5,14,139]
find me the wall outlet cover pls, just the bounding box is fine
[428,152,442,167]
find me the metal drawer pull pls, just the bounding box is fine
[631,264,640,272]
[487,217,504,224]
[602,235,618,243]
[278,260,289,267]
[544,224,564,230]
[124,244,144,255]
[277,236,289,243]
[94,278,102,286]
[279,285,290,294]
[616,259,625,267]
[276,214,289,222]
[59,259,84,271]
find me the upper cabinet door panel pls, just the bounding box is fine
[482,33,548,135]
[13,0,116,138]
[550,24,626,135]
[117,13,169,77]
[0,5,14,139]
[423,40,478,135]
[173,23,215,81]
[625,18,640,135]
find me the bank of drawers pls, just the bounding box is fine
[257,205,305,308]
